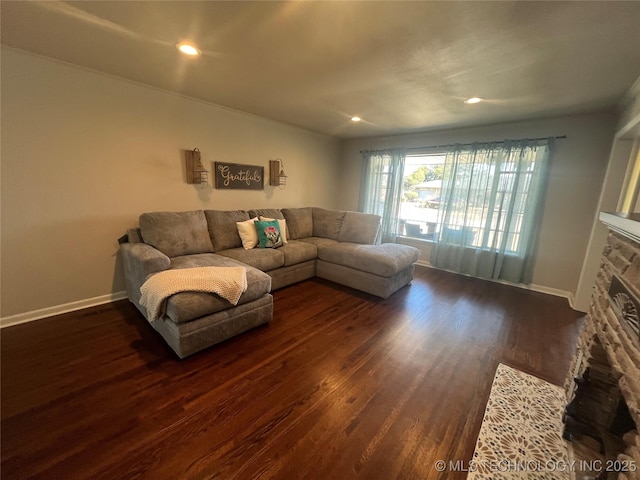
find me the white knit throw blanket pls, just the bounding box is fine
[139,267,248,322]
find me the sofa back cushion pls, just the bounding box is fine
[139,210,213,257]
[204,210,249,251]
[282,207,313,239]
[249,208,291,239]
[338,212,381,245]
[312,208,346,241]
[248,208,284,220]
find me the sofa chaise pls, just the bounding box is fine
[120,207,419,358]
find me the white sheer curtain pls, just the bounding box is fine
[431,139,552,284]
[360,148,406,243]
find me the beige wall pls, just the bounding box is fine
[617,80,640,137]
[574,80,640,311]
[340,112,616,297]
[1,48,341,319]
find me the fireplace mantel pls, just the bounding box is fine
[600,211,640,244]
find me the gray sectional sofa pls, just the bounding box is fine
[120,207,419,358]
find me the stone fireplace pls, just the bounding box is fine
[564,213,640,479]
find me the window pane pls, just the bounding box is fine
[396,145,545,252]
[399,154,446,240]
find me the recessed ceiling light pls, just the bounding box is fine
[176,42,201,57]
[464,97,483,104]
[351,116,361,122]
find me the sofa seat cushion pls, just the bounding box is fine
[216,247,285,272]
[165,254,271,324]
[140,210,213,257]
[318,243,420,277]
[278,240,318,267]
[298,236,338,250]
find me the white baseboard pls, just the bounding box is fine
[529,283,578,310]
[414,263,579,309]
[0,291,128,328]
[0,265,584,329]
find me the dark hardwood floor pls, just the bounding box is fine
[1,266,583,480]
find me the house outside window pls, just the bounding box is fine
[399,153,446,240]
[399,148,541,255]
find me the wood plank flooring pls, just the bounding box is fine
[1,266,584,480]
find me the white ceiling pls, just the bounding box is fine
[2,1,640,139]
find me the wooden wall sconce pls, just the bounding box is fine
[186,148,208,186]
[269,158,287,189]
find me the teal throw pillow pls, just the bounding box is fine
[255,220,283,248]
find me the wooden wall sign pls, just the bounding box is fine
[214,162,264,190]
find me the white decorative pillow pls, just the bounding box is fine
[236,218,258,249]
[260,216,288,244]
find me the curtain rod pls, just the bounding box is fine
[360,135,567,154]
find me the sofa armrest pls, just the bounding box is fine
[119,243,171,305]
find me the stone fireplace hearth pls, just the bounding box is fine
[564,213,640,479]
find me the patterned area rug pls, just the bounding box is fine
[467,364,570,480]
